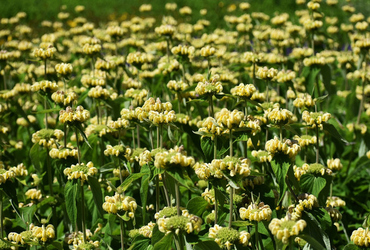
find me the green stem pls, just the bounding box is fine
[75,128,81,164]
[156,176,160,213]
[46,149,53,197]
[315,126,319,163]
[157,126,160,149]
[162,172,171,207]
[120,218,125,250]
[255,221,259,250]
[177,93,181,113]
[119,160,123,184]
[229,130,233,157]
[81,184,86,243]
[132,129,136,148]
[160,124,163,148]
[136,125,140,148]
[207,58,211,79]
[228,187,234,229]
[149,127,154,150]
[64,124,67,148]
[176,233,185,250]
[2,66,6,90]
[280,127,283,142]
[208,95,214,118]
[0,191,3,239]
[252,62,256,85]
[288,236,294,250]
[95,103,100,125]
[357,77,365,125]
[46,148,57,227]
[166,38,170,64]
[214,136,217,159]
[311,32,315,55]
[44,98,48,129]
[44,58,47,79]
[214,193,218,225]
[175,182,180,216]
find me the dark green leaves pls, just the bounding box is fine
[87,176,104,216]
[65,180,79,228]
[187,196,209,217]
[118,173,146,192]
[153,232,173,250]
[271,160,290,204]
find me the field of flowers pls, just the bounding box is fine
[1,0,370,249]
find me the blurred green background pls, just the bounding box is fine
[1,0,369,29]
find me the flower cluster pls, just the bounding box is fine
[32,129,64,147]
[63,162,98,183]
[302,111,331,129]
[208,224,250,249]
[0,162,28,184]
[269,215,307,244]
[289,193,319,220]
[209,156,251,178]
[102,192,137,218]
[195,74,223,96]
[154,146,195,169]
[59,106,90,124]
[155,207,202,235]
[293,163,333,181]
[8,224,55,245]
[240,202,272,222]
[265,137,301,158]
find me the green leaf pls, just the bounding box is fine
[302,210,331,250]
[362,213,370,228]
[118,173,146,192]
[299,234,325,250]
[315,94,328,103]
[151,224,165,246]
[30,143,41,172]
[300,174,326,198]
[65,180,78,228]
[270,160,290,204]
[2,180,19,209]
[320,64,335,95]
[153,232,173,250]
[343,244,361,250]
[201,137,214,162]
[307,67,321,97]
[322,123,347,144]
[76,89,89,106]
[140,165,150,224]
[166,167,193,190]
[117,211,131,222]
[74,123,92,149]
[187,196,210,217]
[87,176,104,216]
[231,220,253,227]
[34,108,61,114]
[128,235,151,250]
[194,240,221,250]
[167,125,176,143]
[235,133,249,142]
[50,241,63,249]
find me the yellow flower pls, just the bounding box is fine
[63,162,98,183]
[269,216,307,244]
[240,202,272,222]
[351,228,370,247]
[102,192,137,218]
[59,106,90,124]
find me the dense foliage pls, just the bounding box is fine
[0,0,370,249]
